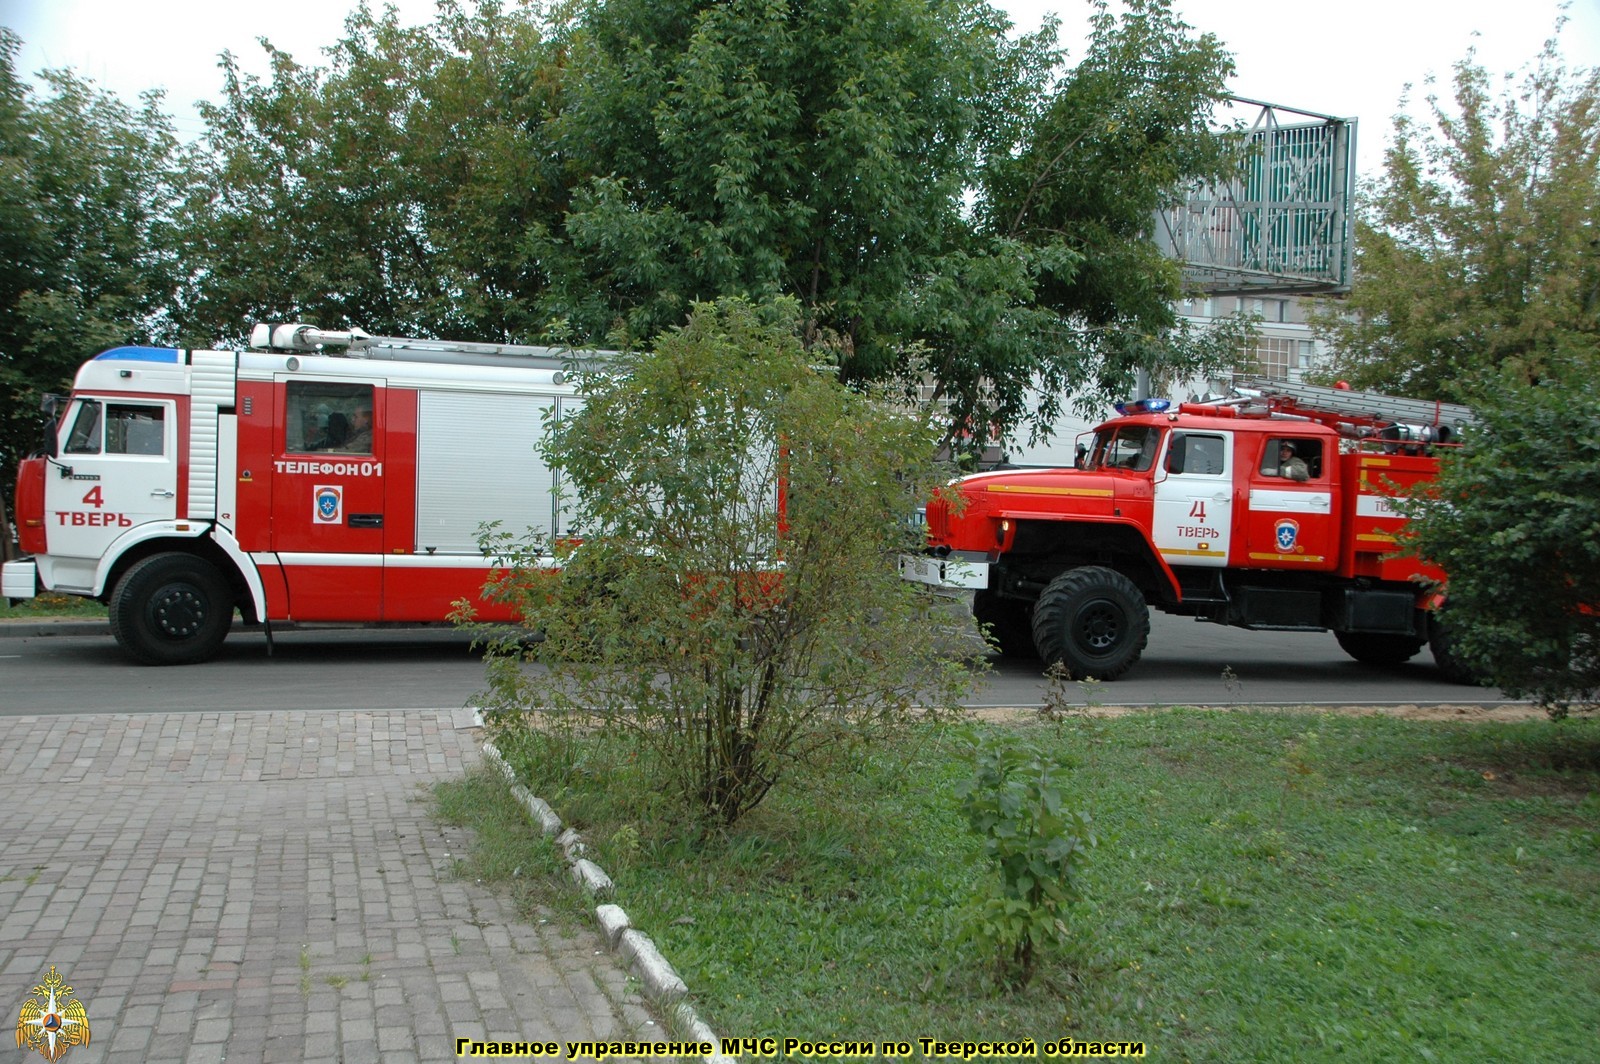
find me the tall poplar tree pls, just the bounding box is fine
[1314,34,1600,402]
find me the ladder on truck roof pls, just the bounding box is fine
[248,322,610,373]
[1238,378,1475,432]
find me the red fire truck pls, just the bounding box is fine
[899,380,1477,682]
[4,325,597,664]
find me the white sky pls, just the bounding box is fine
[2,0,1597,182]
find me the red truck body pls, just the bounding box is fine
[4,327,598,663]
[900,383,1475,681]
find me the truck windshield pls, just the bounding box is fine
[1088,425,1162,472]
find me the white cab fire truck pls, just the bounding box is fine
[5,325,596,664]
[899,380,1478,682]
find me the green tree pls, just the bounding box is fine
[542,0,1032,361]
[541,0,1246,453]
[1404,376,1599,715]
[177,0,568,344]
[1313,34,1600,402]
[473,298,969,825]
[0,30,189,513]
[972,0,1245,440]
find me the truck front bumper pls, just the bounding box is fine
[897,552,990,590]
[3,559,39,602]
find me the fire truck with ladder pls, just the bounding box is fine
[4,324,604,664]
[898,380,1478,682]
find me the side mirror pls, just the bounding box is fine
[40,393,64,459]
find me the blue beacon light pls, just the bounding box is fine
[1114,398,1172,415]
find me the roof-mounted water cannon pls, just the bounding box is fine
[249,323,374,354]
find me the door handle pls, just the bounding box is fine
[151,489,175,498]
[348,513,384,528]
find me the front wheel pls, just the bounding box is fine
[109,553,234,665]
[973,590,1038,659]
[1335,630,1426,666]
[1031,566,1150,681]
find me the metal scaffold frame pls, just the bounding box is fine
[1155,98,1357,296]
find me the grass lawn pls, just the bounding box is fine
[0,592,106,620]
[442,709,1600,1062]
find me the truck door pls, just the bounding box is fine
[268,378,387,620]
[1244,434,1337,570]
[1153,430,1232,567]
[46,397,178,583]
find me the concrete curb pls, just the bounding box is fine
[481,739,736,1064]
[0,620,112,638]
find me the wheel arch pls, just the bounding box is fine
[98,530,263,624]
[1007,517,1181,606]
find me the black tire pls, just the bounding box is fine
[973,590,1038,659]
[1428,612,1488,686]
[1335,630,1426,666]
[109,553,233,665]
[1031,566,1150,681]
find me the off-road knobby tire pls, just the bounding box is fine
[1334,630,1426,666]
[1428,612,1489,686]
[1031,566,1150,681]
[973,589,1039,659]
[109,552,233,665]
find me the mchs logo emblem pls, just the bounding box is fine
[1275,518,1300,553]
[314,485,343,524]
[15,966,90,1062]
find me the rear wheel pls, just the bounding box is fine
[973,590,1038,659]
[1335,630,1426,666]
[1428,612,1488,686]
[1031,566,1149,681]
[109,553,233,665]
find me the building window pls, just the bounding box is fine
[1235,337,1296,382]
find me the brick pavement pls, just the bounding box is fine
[0,710,660,1063]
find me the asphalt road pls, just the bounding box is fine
[0,612,1511,716]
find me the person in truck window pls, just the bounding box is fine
[321,412,350,450]
[1266,441,1310,482]
[341,406,373,453]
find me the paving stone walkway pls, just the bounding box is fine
[0,710,658,1063]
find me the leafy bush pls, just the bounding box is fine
[473,297,970,825]
[1404,377,1600,716]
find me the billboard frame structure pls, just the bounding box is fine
[1156,98,1357,296]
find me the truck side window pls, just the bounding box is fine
[1167,432,1225,476]
[1260,437,1322,481]
[286,381,374,454]
[64,401,103,454]
[106,404,165,455]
